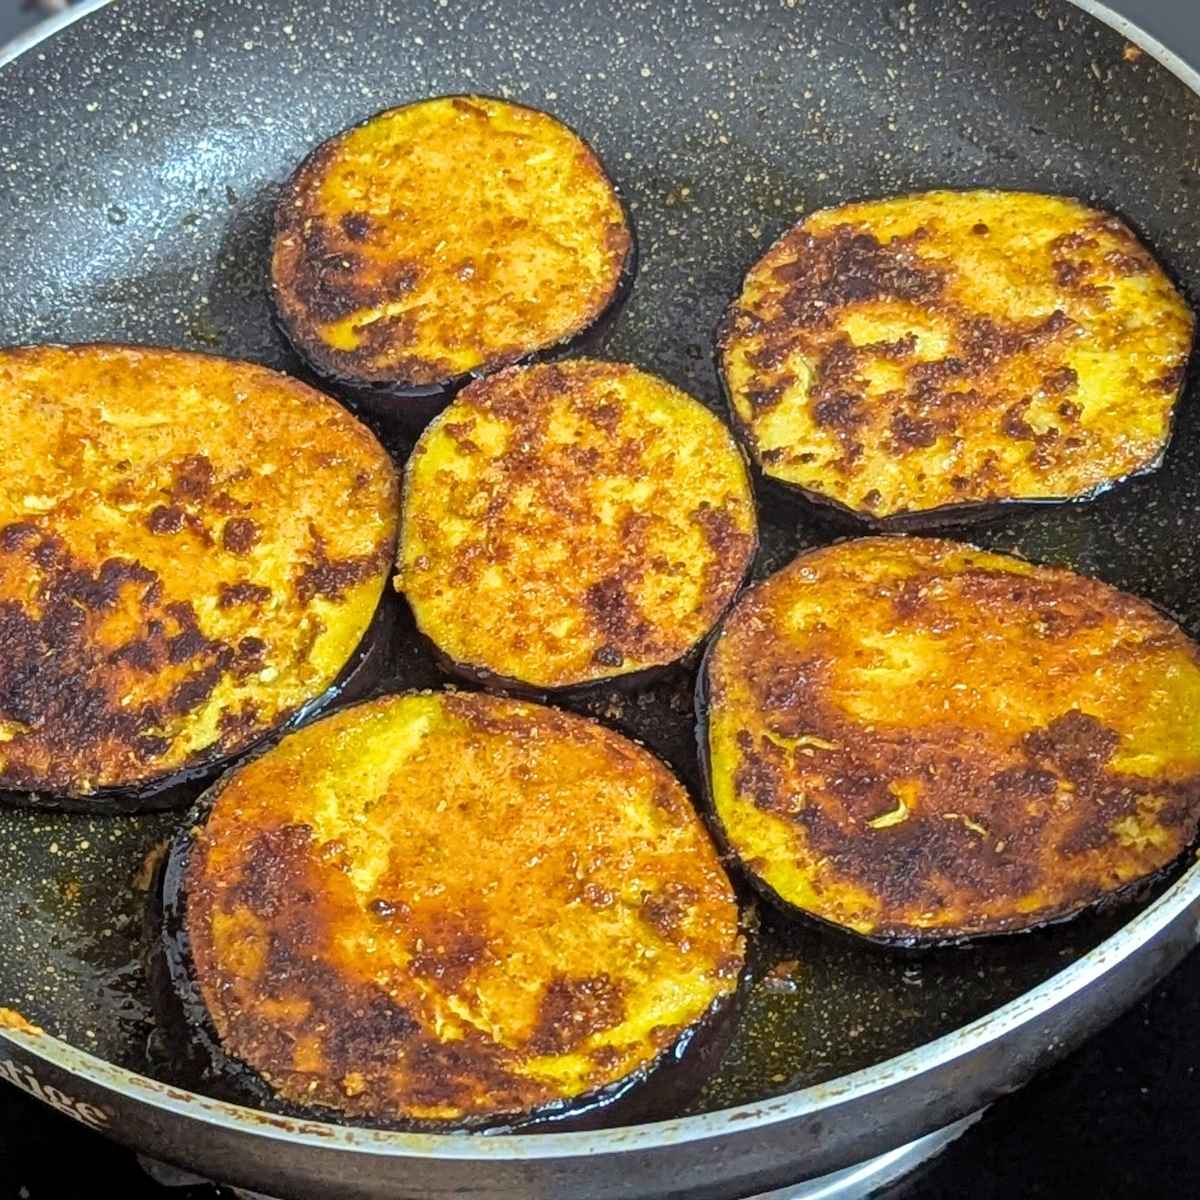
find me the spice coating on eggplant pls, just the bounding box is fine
[396,359,757,690]
[271,95,632,400]
[719,191,1194,522]
[702,536,1200,944]
[177,691,743,1125]
[0,345,397,800]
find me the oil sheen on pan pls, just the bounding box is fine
[162,690,744,1129]
[0,344,398,808]
[700,536,1200,946]
[718,190,1194,524]
[396,359,757,693]
[271,95,634,421]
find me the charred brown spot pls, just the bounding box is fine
[295,533,382,605]
[812,392,864,431]
[1001,401,1036,440]
[168,664,224,716]
[0,522,39,551]
[584,577,659,659]
[770,225,945,329]
[232,823,316,919]
[592,643,624,668]
[1156,363,1187,393]
[1024,709,1120,778]
[340,212,371,241]
[641,881,698,945]
[408,920,490,991]
[172,455,214,501]
[528,975,626,1054]
[146,505,185,535]
[1043,366,1079,394]
[222,517,261,555]
[218,581,272,609]
[890,410,939,451]
[972,222,989,236]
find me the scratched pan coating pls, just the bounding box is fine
[1,0,1199,1124]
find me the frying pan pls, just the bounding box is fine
[2,1,1200,1197]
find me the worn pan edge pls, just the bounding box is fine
[0,0,1199,1173]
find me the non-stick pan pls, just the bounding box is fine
[3,1,1200,1197]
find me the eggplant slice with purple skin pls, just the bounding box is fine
[699,536,1200,948]
[394,358,758,695]
[153,690,745,1131]
[718,190,1194,527]
[0,344,398,812]
[271,95,636,430]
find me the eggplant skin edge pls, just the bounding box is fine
[148,743,745,1134]
[692,537,1200,949]
[269,95,639,434]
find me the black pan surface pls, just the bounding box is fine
[1,0,1199,1124]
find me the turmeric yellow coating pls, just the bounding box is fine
[272,95,631,389]
[185,691,743,1123]
[720,191,1193,519]
[397,360,757,689]
[705,537,1200,942]
[0,345,397,796]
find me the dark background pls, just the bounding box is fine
[3,945,1200,1198]
[2,1,1200,1197]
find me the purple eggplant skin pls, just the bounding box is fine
[692,603,1179,956]
[148,763,747,1135]
[711,312,1186,535]
[269,98,640,439]
[0,590,397,817]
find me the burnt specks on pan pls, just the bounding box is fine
[0,345,398,803]
[396,359,757,691]
[702,537,1200,945]
[719,191,1194,522]
[174,691,743,1126]
[270,95,633,402]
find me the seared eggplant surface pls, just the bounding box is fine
[0,345,397,804]
[702,537,1200,945]
[719,191,1194,523]
[168,690,743,1127]
[397,359,757,691]
[271,95,633,414]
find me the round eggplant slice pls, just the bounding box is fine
[163,690,743,1129]
[396,359,757,692]
[271,95,634,423]
[0,344,398,807]
[718,190,1194,524]
[700,536,1200,946]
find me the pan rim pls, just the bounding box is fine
[1,0,1199,1163]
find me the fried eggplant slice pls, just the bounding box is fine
[396,359,757,691]
[271,95,634,422]
[719,191,1194,523]
[700,536,1200,945]
[0,344,397,807]
[161,690,743,1128]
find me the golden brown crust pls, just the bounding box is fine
[184,691,742,1123]
[704,537,1200,942]
[271,96,631,389]
[0,345,397,796]
[396,359,757,689]
[719,191,1194,519]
